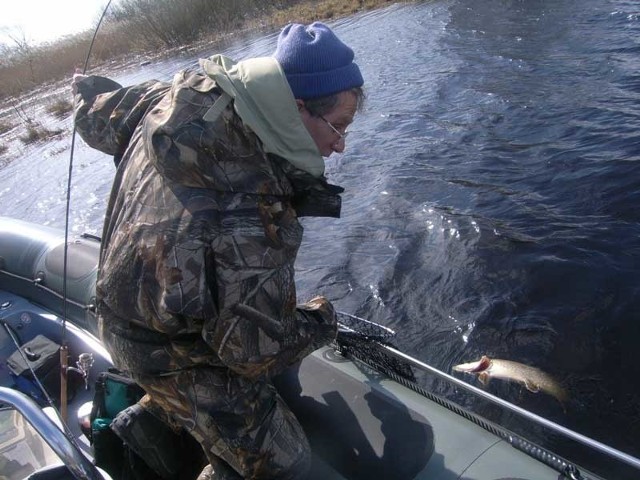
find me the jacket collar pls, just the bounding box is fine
[200,55,326,178]
[273,155,344,218]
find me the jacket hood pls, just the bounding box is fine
[200,55,325,178]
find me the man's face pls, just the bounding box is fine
[298,91,358,157]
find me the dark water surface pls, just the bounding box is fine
[1,1,639,476]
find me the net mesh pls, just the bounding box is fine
[334,312,416,383]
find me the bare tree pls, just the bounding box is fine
[1,26,37,83]
[107,0,256,49]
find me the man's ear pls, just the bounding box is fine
[295,99,305,112]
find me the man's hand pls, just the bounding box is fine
[299,295,338,348]
[300,296,336,324]
[71,68,88,95]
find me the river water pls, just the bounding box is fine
[1,1,639,477]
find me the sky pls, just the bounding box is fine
[0,0,111,46]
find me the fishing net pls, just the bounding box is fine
[334,312,416,383]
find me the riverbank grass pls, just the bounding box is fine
[0,122,12,135]
[19,123,63,145]
[46,98,73,119]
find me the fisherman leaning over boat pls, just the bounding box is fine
[72,22,364,479]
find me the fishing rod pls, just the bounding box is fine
[336,311,640,474]
[60,0,113,424]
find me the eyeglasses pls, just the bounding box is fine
[319,115,349,141]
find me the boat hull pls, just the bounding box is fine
[0,216,600,479]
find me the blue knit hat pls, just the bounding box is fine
[273,22,364,100]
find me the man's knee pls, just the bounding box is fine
[233,397,311,479]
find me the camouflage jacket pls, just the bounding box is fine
[74,68,341,380]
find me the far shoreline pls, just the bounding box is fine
[0,0,414,160]
[0,0,413,102]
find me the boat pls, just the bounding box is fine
[1,215,639,480]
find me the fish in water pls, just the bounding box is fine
[453,355,569,405]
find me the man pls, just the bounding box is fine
[74,22,364,479]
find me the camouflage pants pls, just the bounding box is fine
[100,322,311,480]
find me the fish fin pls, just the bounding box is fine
[478,372,490,386]
[553,386,570,412]
[524,379,540,393]
[558,398,568,414]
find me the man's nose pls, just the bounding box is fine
[332,137,346,153]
